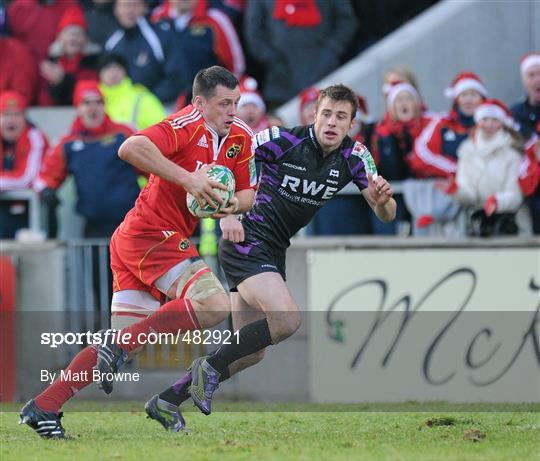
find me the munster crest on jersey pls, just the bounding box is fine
[179,239,190,251]
[226,144,241,158]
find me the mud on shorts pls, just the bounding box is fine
[218,237,286,291]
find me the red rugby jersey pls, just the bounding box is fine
[121,105,256,236]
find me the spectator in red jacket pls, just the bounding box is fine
[39,7,101,106]
[0,91,49,238]
[0,35,38,105]
[412,71,487,178]
[374,83,434,182]
[7,0,81,63]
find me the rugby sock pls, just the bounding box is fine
[206,318,272,375]
[118,298,200,353]
[158,365,231,407]
[34,345,98,414]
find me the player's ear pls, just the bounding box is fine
[193,95,204,111]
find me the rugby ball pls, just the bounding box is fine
[186,165,235,218]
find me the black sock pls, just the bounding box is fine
[206,318,272,375]
[158,366,231,407]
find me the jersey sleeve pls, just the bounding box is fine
[135,120,180,158]
[252,126,285,164]
[231,135,257,191]
[348,142,376,191]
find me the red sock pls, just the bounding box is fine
[417,214,435,228]
[34,346,97,414]
[118,298,200,353]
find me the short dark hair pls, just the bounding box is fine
[192,66,239,100]
[98,54,129,76]
[317,84,358,119]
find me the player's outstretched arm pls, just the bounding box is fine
[362,173,397,222]
[119,135,226,207]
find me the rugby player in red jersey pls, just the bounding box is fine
[20,66,257,438]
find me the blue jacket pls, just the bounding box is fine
[511,98,540,140]
[37,117,140,224]
[104,17,189,103]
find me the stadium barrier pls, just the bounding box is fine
[2,237,538,403]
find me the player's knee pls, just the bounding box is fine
[270,310,301,344]
[192,292,230,328]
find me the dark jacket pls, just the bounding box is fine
[104,17,189,103]
[511,97,540,140]
[244,0,357,105]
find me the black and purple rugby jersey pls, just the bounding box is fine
[242,125,377,249]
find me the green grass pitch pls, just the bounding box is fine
[1,402,539,461]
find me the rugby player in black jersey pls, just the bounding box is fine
[144,84,396,431]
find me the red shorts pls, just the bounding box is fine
[110,227,200,299]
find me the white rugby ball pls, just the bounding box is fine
[186,165,235,218]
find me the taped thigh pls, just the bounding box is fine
[174,259,226,301]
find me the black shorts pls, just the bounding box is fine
[218,237,286,291]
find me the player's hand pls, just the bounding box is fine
[211,196,239,218]
[185,163,228,209]
[367,173,393,205]
[220,215,244,242]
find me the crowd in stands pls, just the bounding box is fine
[0,0,538,240]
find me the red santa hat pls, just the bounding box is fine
[444,72,487,100]
[73,80,103,106]
[356,94,372,123]
[238,76,266,112]
[56,7,87,36]
[386,82,420,109]
[0,90,27,113]
[520,53,540,76]
[474,99,517,129]
[299,87,320,109]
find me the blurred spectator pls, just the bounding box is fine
[518,132,540,234]
[412,71,487,178]
[0,34,38,104]
[349,94,375,151]
[371,83,435,234]
[39,7,101,106]
[34,81,139,238]
[84,0,119,48]
[299,87,319,125]
[244,0,357,108]
[511,53,540,140]
[454,99,524,237]
[382,66,420,97]
[151,0,245,86]
[0,91,49,239]
[375,83,432,181]
[7,0,81,63]
[236,76,271,133]
[104,0,189,104]
[98,54,165,130]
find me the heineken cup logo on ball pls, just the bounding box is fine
[186,165,235,217]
